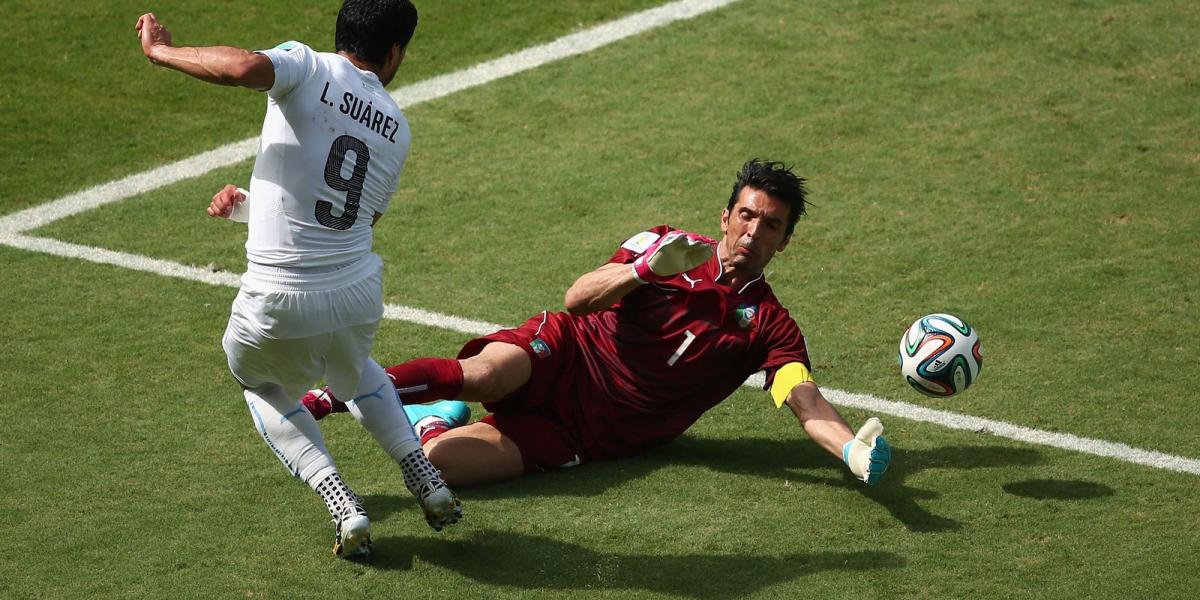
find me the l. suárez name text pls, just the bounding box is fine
[319,81,401,143]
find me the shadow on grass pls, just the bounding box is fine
[1002,479,1115,500]
[664,437,1045,533]
[363,437,1043,534]
[367,529,904,598]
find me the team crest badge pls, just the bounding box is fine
[530,338,552,358]
[735,304,758,329]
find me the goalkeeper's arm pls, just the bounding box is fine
[564,262,644,316]
[564,229,714,316]
[777,374,891,485]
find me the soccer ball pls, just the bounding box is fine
[898,313,983,397]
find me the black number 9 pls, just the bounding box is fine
[317,135,371,230]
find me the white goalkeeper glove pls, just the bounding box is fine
[631,230,715,284]
[842,417,891,486]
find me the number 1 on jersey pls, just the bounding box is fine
[667,330,697,367]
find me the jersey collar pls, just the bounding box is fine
[712,240,765,294]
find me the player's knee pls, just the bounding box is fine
[460,344,529,402]
[460,358,505,401]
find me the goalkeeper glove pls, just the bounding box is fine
[842,417,891,486]
[631,230,715,284]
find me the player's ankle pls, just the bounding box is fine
[414,416,451,445]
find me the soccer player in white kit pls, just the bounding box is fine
[136,0,458,559]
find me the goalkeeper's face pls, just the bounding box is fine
[720,186,792,274]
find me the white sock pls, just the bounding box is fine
[343,358,423,464]
[243,386,337,486]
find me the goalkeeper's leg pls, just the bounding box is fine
[301,356,464,418]
[421,421,526,486]
[303,341,531,419]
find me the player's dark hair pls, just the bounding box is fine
[335,0,419,67]
[727,159,808,236]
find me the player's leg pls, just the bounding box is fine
[299,356,467,418]
[457,341,532,403]
[322,322,417,462]
[324,325,461,531]
[241,384,371,557]
[394,341,532,445]
[302,340,531,417]
[223,326,371,558]
[384,357,465,405]
[423,411,584,487]
[421,422,525,486]
[382,340,531,404]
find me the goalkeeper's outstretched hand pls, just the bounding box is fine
[631,230,715,284]
[842,417,891,486]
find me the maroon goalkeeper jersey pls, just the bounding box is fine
[511,225,812,460]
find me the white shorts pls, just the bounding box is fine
[222,253,384,401]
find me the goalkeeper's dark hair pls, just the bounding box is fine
[727,159,808,237]
[335,0,418,67]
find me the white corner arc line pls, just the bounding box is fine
[0,0,740,237]
[2,0,1197,478]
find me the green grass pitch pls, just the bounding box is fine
[2,1,1198,598]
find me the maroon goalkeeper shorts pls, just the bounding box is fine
[458,311,587,473]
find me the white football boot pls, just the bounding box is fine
[333,509,372,559]
[400,449,462,531]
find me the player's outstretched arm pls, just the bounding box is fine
[782,381,891,486]
[136,13,274,91]
[565,230,715,316]
[564,263,642,316]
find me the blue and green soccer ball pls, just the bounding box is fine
[899,313,983,397]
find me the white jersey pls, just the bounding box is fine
[246,41,410,268]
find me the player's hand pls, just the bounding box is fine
[631,230,715,284]
[842,417,891,486]
[208,184,248,221]
[135,13,173,62]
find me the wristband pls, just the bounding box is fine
[228,187,250,223]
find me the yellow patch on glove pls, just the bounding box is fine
[770,362,814,408]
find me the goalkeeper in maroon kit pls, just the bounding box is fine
[305,159,891,487]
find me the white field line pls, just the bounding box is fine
[12,237,1199,479]
[742,374,1200,475]
[0,0,739,236]
[821,388,1200,476]
[2,0,1198,478]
